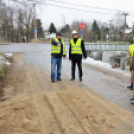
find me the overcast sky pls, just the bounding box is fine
[7,0,134,30]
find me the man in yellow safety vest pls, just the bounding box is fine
[69,30,87,81]
[51,32,66,83]
[127,39,134,90]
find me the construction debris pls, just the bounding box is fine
[112,63,120,69]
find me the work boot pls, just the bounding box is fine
[51,80,55,83]
[130,96,134,104]
[130,86,134,90]
[80,78,82,81]
[70,78,75,81]
[130,95,134,101]
[57,78,62,81]
[127,83,133,89]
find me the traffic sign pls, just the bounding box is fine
[80,30,83,36]
[80,23,85,29]
[34,29,38,33]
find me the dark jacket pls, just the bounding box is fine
[130,52,134,71]
[51,38,66,58]
[69,38,87,60]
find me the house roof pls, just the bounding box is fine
[125,29,133,34]
[121,27,133,34]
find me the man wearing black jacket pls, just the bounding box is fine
[69,30,87,81]
[51,33,66,83]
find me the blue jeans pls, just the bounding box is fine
[51,57,62,81]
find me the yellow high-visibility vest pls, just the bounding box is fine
[51,38,66,55]
[129,44,134,63]
[70,38,82,55]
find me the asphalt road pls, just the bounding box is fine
[0,43,52,52]
[1,43,134,114]
[0,43,69,52]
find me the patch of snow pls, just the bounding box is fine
[83,57,130,77]
[4,53,13,58]
[45,33,56,39]
[6,61,11,66]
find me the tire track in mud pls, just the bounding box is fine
[43,92,86,134]
[24,61,89,134]
[24,63,73,134]
[56,94,92,134]
[83,89,131,117]
[25,65,85,133]
[24,64,46,134]
[57,90,102,134]
[34,95,63,134]
[57,88,132,134]
[43,94,65,134]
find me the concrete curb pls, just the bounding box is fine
[0,43,10,45]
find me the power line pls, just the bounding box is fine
[43,3,116,15]
[10,0,134,17]
[44,0,134,14]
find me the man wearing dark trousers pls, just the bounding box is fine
[69,30,87,81]
[51,33,66,83]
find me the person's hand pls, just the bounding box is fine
[63,57,66,60]
[57,44,61,47]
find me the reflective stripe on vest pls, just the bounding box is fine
[70,38,82,55]
[51,38,66,55]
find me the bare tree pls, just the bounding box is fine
[23,6,33,42]
[0,1,7,41]
[7,6,15,42]
[0,0,44,42]
[113,12,124,31]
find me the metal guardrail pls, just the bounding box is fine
[85,44,130,51]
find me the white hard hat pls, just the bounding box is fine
[72,30,78,35]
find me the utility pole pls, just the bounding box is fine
[101,26,103,43]
[122,13,129,27]
[122,13,129,41]
[108,20,113,42]
[33,3,37,40]
[62,15,65,28]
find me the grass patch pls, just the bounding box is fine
[0,40,10,44]
[0,53,7,77]
[31,39,45,43]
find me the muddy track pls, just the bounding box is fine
[0,53,134,134]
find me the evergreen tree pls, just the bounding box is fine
[92,20,100,34]
[61,24,70,33]
[92,20,101,40]
[49,23,57,34]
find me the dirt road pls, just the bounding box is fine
[0,52,134,134]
